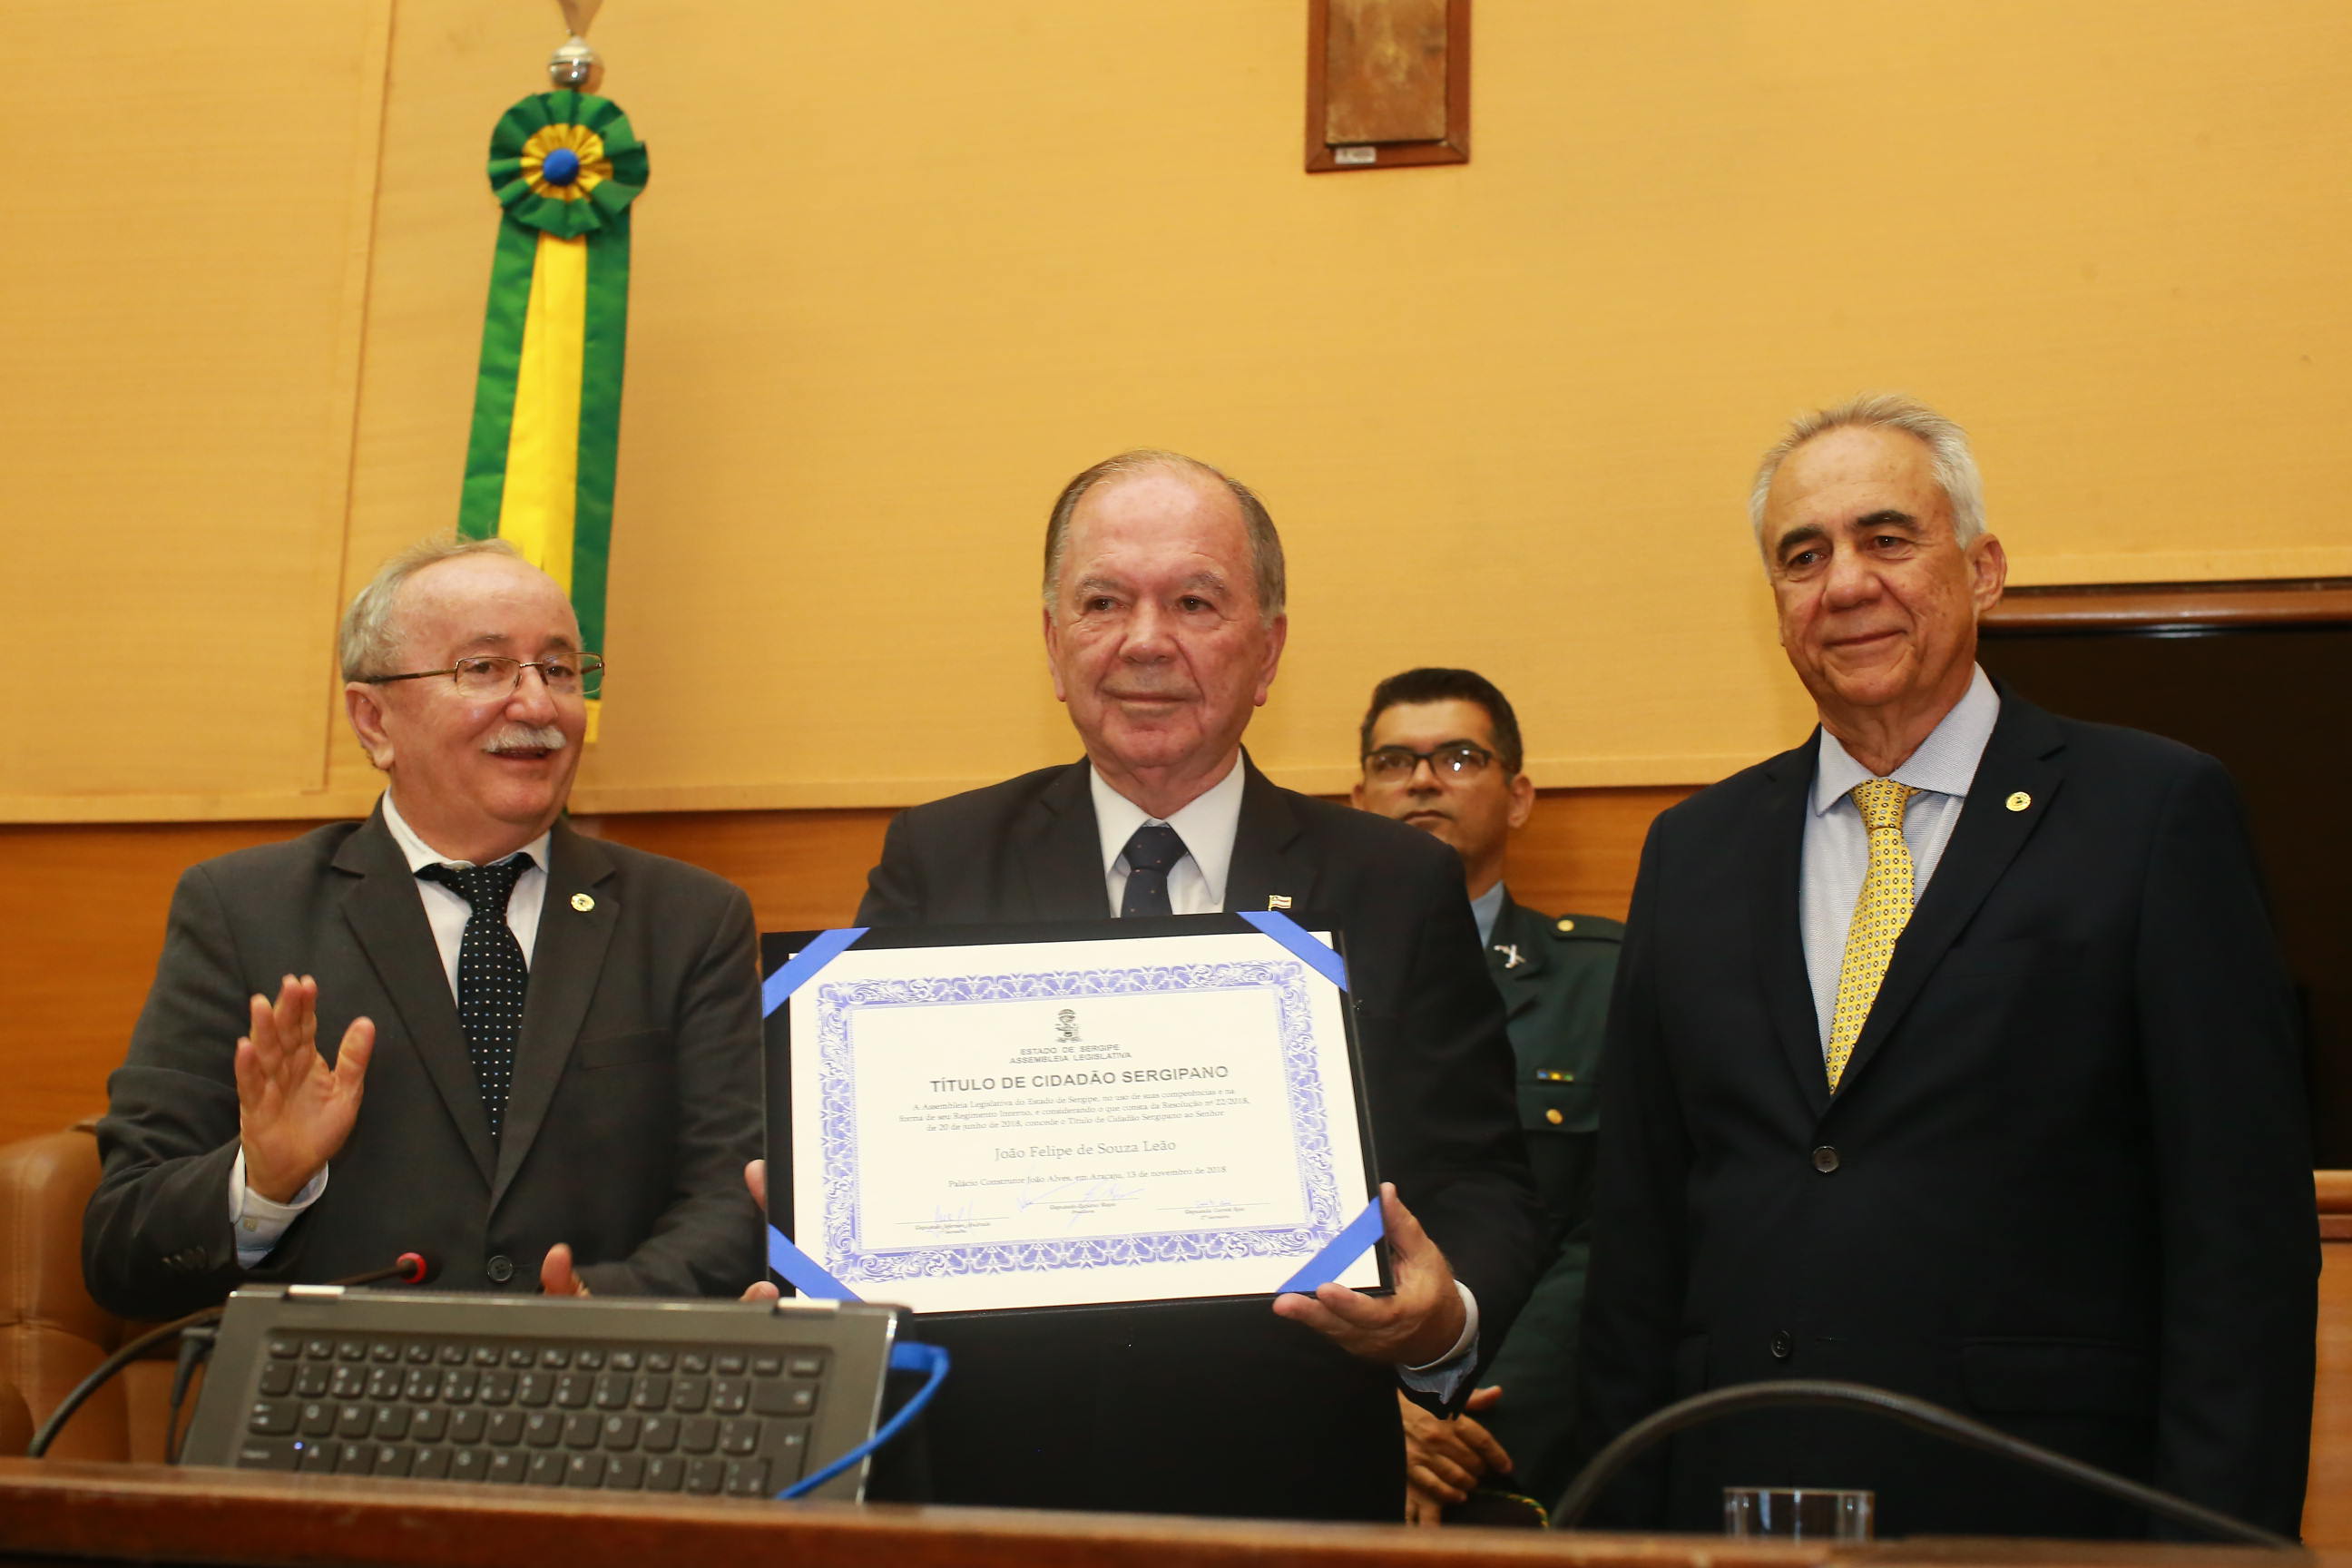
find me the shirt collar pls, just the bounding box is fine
[380,789,551,875]
[1812,663,2002,817]
[1090,754,1248,908]
[1470,880,1507,948]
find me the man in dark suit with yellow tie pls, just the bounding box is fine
[1576,395,2315,1538]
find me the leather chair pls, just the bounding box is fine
[0,1124,189,1460]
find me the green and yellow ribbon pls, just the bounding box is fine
[458,90,647,740]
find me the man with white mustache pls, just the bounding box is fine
[85,538,764,1322]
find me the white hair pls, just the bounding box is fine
[338,535,531,680]
[1748,393,1986,558]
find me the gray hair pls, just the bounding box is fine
[1748,393,1986,556]
[338,534,532,680]
[1042,449,1287,624]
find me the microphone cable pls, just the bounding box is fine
[1550,1378,2294,1548]
[24,1251,431,1460]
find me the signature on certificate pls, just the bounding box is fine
[1015,1178,1149,1230]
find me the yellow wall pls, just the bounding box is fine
[6,0,2350,821]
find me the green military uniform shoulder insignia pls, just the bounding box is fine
[1547,912,1625,943]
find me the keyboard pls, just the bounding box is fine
[179,1287,906,1502]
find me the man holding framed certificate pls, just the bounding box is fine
[847,450,1544,1522]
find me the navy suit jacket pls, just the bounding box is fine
[1576,695,2316,1538]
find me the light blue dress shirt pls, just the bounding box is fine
[1798,665,2002,1052]
[1470,880,1506,947]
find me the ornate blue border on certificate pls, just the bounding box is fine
[809,961,1343,1286]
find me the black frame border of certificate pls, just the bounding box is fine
[759,913,1391,1318]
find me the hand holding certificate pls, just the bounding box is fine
[1274,1181,1467,1367]
[762,919,1387,1316]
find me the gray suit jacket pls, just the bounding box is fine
[84,808,765,1318]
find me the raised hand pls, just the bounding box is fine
[235,975,374,1202]
[1272,1183,1466,1367]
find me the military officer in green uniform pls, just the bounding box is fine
[1353,667,1622,1524]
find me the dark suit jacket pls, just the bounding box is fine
[854,756,1544,1521]
[84,808,766,1318]
[1576,695,2316,1538]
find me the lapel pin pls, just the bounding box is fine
[571,893,595,912]
[1267,895,1293,910]
[1496,942,1525,970]
[2005,791,2032,813]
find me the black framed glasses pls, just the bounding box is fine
[361,653,604,701]
[1361,742,1495,782]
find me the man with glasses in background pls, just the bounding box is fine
[86,537,765,1328]
[1353,668,1622,1524]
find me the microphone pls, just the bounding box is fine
[1549,1378,2292,1548]
[24,1250,435,1459]
[316,1251,435,1289]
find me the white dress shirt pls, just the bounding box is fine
[1089,760,1245,915]
[1799,665,2003,1050]
[1085,755,1478,1389]
[230,794,554,1265]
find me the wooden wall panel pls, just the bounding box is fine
[572,808,895,935]
[0,821,308,1145]
[0,787,1685,1150]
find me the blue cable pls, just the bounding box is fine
[776,1340,949,1501]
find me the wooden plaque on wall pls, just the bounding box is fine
[1306,0,1470,172]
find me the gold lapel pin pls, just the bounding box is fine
[1268,895,1293,910]
[571,893,595,912]
[2005,791,2032,813]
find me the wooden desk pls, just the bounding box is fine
[2307,1172,2352,1547]
[0,1460,2324,1568]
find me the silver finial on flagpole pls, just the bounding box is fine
[550,35,601,90]
[548,2,606,90]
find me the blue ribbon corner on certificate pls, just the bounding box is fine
[761,927,868,1298]
[1275,1196,1385,1294]
[1237,909,1348,992]
[760,925,868,1018]
[769,1225,863,1301]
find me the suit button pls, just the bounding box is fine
[486,1255,516,1284]
[1770,1330,1794,1361]
[1811,1145,1840,1174]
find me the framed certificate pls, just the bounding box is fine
[760,916,1387,1316]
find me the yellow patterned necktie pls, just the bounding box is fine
[1826,779,1918,1091]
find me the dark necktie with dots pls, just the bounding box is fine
[416,855,533,1138]
[1119,822,1190,918]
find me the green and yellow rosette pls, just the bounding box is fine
[457,90,648,740]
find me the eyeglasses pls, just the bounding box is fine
[360,653,604,701]
[1361,742,1496,782]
